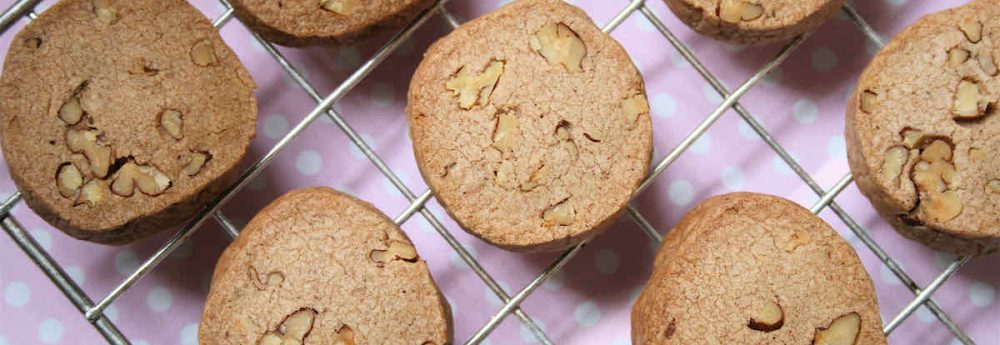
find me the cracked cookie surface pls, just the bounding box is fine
[199,187,452,345]
[0,0,257,244]
[846,0,1000,256]
[407,0,652,252]
[664,0,845,45]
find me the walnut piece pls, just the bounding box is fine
[57,163,83,198]
[719,0,764,22]
[128,57,159,76]
[959,20,982,43]
[948,47,970,67]
[111,162,171,197]
[65,129,112,178]
[530,23,587,73]
[782,232,809,253]
[812,312,861,345]
[259,309,316,345]
[320,0,353,15]
[969,147,986,161]
[623,94,650,127]
[901,128,925,149]
[370,240,418,264]
[333,325,355,345]
[59,96,83,125]
[988,180,1000,195]
[913,140,962,223]
[191,39,218,67]
[160,110,183,140]
[952,79,989,119]
[92,0,116,25]
[748,300,784,332]
[76,179,105,206]
[859,91,877,114]
[445,60,504,110]
[880,146,908,184]
[542,199,574,226]
[520,164,549,191]
[978,52,998,76]
[183,152,209,176]
[495,159,516,188]
[492,113,519,151]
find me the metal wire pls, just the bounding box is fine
[0,0,981,344]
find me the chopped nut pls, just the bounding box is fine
[921,140,953,162]
[56,163,83,198]
[75,179,104,206]
[912,140,962,223]
[584,128,605,142]
[320,0,352,15]
[813,312,861,345]
[58,96,83,125]
[520,165,549,191]
[979,52,998,76]
[65,129,112,178]
[445,60,504,109]
[952,79,989,119]
[111,162,171,197]
[370,240,418,264]
[948,47,970,67]
[969,147,986,161]
[495,159,516,188]
[260,309,317,345]
[901,128,925,149]
[959,20,982,43]
[881,146,909,183]
[555,123,570,141]
[92,0,116,25]
[530,23,587,72]
[190,39,218,67]
[183,151,209,176]
[748,300,784,332]
[333,325,355,345]
[128,57,159,76]
[719,0,764,22]
[782,232,809,253]
[859,90,877,114]
[265,272,284,286]
[988,180,1000,195]
[160,110,183,139]
[563,140,578,160]
[24,37,41,49]
[623,94,649,126]
[542,199,575,226]
[492,113,519,151]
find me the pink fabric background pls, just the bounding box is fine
[0,0,997,344]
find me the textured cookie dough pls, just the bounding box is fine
[0,0,257,244]
[200,187,453,345]
[846,0,1000,256]
[632,193,886,345]
[407,0,652,252]
[228,0,436,46]
[665,0,845,45]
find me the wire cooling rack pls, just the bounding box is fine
[0,0,984,344]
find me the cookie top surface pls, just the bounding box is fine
[199,187,452,345]
[846,0,1000,253]
[632,193,885,345]
[228,0,436,46]
[407,0,652,252]
[0,0,257,243]
[665,0,845,44]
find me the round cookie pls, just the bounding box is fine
[200,187,452,344]
[0,0,257,244]
[632,193,886,345]
[407,0,652,252]
[228,0,436,46]
[846,0,1000,256]
[664,0,845,45]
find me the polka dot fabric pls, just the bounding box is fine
[0,0,997,344]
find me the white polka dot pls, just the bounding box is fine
[485,281,512,307]
[668,49,691,68]
[915,305,935,323]
[29,229,52,251]
[450,244,478,270]
[722,43,745,53]
[38,318,63,344]
[181,323,199,345]
[879,263,903,285]
[262,113,289,140]
[446,297,457,316]
[885,0,905,6]
[519,319,547,343]
[811,47,838,72]
[633,59,646,74]
[573,301,602,327]
[147,286,173,313]
[542,269,565,291]
[247,172,268,191]
[4,282,30,308]
[348,133,378,160]
[721,166,744,191]
[104,304,119,323]
[612,338,630,345]
[702,84,723,106]
[969,282,996,307]
[337,48,362,71]
[690,133,711,155]
[762,67,783,87]
[651,93,677,119]
[133,340,150,345]
[792,99,819,124]
[636,15,655,33]
[171,240,193,260]
[950,339,964,345]
[295,150,322,176]
[773,155,798,176]
[0,335,7,345]
[381,171,411,197]
[370,83,395,108]
[594,249,620,275]
[65,265,85,285]
[933,251,959,270]
[114,249,139,276]
[248,35,267,53]
[738,117,765,140]
[669,180,694,206]
[827,136,846,159]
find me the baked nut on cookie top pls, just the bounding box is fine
[665,0,845,45]
[0,0,257,244]
[846,0,1000,256]
[407,0,653,252]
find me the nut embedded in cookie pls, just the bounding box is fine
[530,22,587,73]
[747,299,784,332]
[259,309,317,345]
[718,0,764,23]
[812,312,861,345]
[445,60,504,110]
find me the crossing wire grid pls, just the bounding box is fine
[0,0,988,344]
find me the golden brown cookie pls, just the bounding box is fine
[846,0,1000,256]
[632,193,886,345]
[0,0,257,244]
[665,0,845,45]
[200,187,453,344]
[228,0,436,46]
[406,0,653,252]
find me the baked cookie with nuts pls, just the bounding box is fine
[632,193,886,345]
[665,0,845,45]
[200,187,452,344]
[228,0,436,46]
[846,0,1000,256]
[0,0,257,244]
[407,0,652,252]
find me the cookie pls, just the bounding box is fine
[228,0,436,46]
[632,193,886,345]
[846,0,1000,256]
[407,0,652,252]
[0,0,257,244]
[664,0,845,45]
[199,187,452,344]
